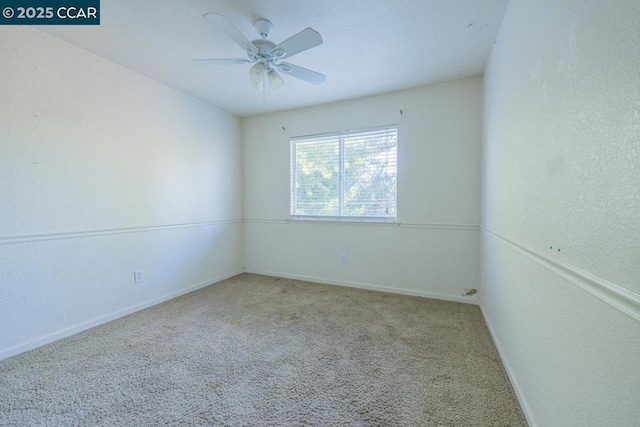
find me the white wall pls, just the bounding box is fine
[0,28,243,360]
[243,78,482,302]
[481,1,640,425]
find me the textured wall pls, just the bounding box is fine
[243,78,482,302]
[0,28,243,360]
[481,1,640,425]
[483,0,640,293]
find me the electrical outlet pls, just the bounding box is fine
[339,254,347,264]
[134,271,143,284]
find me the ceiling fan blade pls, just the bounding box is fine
[277,63,326,85]
[273,28,323,59]
[203,13,258,55]
[192,58,251,65]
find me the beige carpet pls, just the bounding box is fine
[0,274,526,426]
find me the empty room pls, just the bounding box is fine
[1,0,638,425]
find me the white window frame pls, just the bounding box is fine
[290,125,398,223]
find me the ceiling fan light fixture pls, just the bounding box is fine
[268,69,284,89]
[249,62,266,83]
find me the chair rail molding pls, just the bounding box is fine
[482,227,640,322]
[0,219,243,245]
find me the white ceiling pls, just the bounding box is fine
[38,0,509,117]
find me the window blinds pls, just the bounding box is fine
[290,126,397,221]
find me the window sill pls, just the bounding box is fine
[289,215,398,225]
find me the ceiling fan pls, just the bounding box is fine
[193,13,326,90]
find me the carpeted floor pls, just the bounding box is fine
[0,274,526,426]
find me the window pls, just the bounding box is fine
[290,125,397,222]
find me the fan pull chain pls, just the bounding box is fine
[262,72,267,110]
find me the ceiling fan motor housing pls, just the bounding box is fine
[253,39,276,57]
[251,39,287,72]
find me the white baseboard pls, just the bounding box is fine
[244,269,479,305]
[0,270,243,362]
[479,303,536,427]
